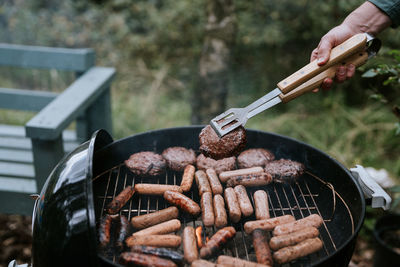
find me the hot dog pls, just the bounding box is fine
[253,190,270,220]
[213,194,228,228]
[199,226,236,259]
[273,214,323,236]
[269,226,319,250]
[126,234,182,248]
[99,214,114,247]
[163,190,201,216]
[252,229,273,266]
[243,215,295,234]
[190,259,217,267]
[132,219,181,236]
[272,237,323,264]
[224,188,241,223]
[107,186,135,214]
[226,173,272,188]
[135,184,182,195]
[181,165,196,192]
[183,226,198,264]
[195,170,212,196]
[131,206,179,230]
[217,255,271,267]
[219,167,264,183]
[201,192,215,227]
[130,245,184,265]
[116,215,129,249]
[206,168,223,195]
[119,252,177,267]
[234,185,254,217]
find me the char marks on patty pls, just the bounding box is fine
[264,159,305,182]
[162,147,196,171]
[237,148,275,169]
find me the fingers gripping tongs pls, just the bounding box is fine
[211,33,381,137]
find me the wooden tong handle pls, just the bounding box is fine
[279,51,369,103]
[277,33,367,94]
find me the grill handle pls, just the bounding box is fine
[351,165,392,210]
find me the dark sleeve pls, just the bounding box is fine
[368,0,400,27]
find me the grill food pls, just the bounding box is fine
[99,214,113,248]
[217,255,270,267]
[269,226,320,251]
[162,147,197,172]
[213,194,228,228]
[183,226,198,264]
[253,190,270,220]
[226,172,272,187]
[205,168,223,195]
[244,215,295,234]
[264,159,305,183]
[194,170,212,196]
[119,252,178,267]
[130,206,179,230]
[199,226,236,259]
[134,184,182,195]
[163,190,201,216]
[272,237,324,264]
[273,214,323,236]
[107,186,135,214]
[125,151,166,176]
[237,148,275,168]
[200,192,215,227]
[129,246,184,265]
[223,187,241,223]
[132,219,181,236]
[252,229,273,266]
[180,165,196,192]
[116,215,129,250]
[234,185,254,217]
[126,234,182,248]
[219,167,264,183]
[196,154,236,175]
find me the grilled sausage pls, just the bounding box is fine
[126,234,182,248]
[195,170,212,196]
[253,190,270,220]
[107,186,135,214]
[132,219,181,236]
[269,226,319,250]
[135,184,182,195]
[163,190,201,216]
[219,167,264,183]
[183,226,198,264]
[180,165,196,192]
[116,215,130,249]
[234,185,254,217]
[199,226,236,259]
[217,255,271,267]
[206,168,223,195]
[201,192,215,227]
[119,252,177,267]
[213,194,228,228]
[252,229,273,266]
[226,172,272,188]
[99,214,113,247]
[273,237,323,264]
[244,215,295,234]
[131,206,179,230]
[273,214,323,236]
[191,259,217,267]
[224,187,241,223]
[130,245,184,265]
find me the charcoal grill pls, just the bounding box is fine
[31,127,391,267]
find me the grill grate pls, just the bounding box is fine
[94,164,354,266]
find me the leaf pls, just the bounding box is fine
[362,69,378,78]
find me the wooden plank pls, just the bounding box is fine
[0,124,78,141]
[25,67,115,140]
[0,43,95,72]
[0,176,37,193]
[0,135,79,152]
[0,148,33,163]
[0,162,35,178]
[0,87,57,111]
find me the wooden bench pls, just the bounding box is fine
[0,44,116,215]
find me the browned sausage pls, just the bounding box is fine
[201,192,215,227]
[107,186,135,214]
[181,165,196,192]
[191,259,217,267]
[226,172,272,188]
[131,206,179,229]
[119,252,177,267]
[199,226,236,259]
[129,246,184,265]
[213,194,228,228]
[244,215,295,234]
[163,190,201,216]
[135,184,182,195]
[252,229,273,266]
[99,214,113,247]
[183,226,198,264]
[217,255,271,267]
[126,234,182,248]
[116,215,129,249]
[219,167,264,183]
[206,168,223,195]
[132,219,181,236]
[224,188,241,223]
[234,185,254,217]
[253,190,270,220]
[273,214,323,236]
[195,170,212,196]
[273,237,323,264]
[269,226,320,250]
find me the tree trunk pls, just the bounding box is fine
[191,0,236,124]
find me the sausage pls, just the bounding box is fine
[273,214,323,236]
[181,165,196,192]
[191,259,217,267]
[226,173,272,188]
[199,226,236,259]
[224,188,241,223]
[206,168,223,195]
[217,255,271,267]
[130,245,184,265]
[119,252,177,267]
[213,194,228,228]
[219,167,264,183]
[252,229,273,266]
[201,192,215,227]
[253,190,270,220]
[132,219,181,236]
[126,234,182,248]
[107,186,135,214]
[234,185,254,217]
[131,206,179,229]
[195,170,212,196]
[99,214,113,247]
[243,215,295,234]
[269,226,319,250]
[183,226,198,264]
[272,237,323,264]
[163,190,201,216]
[135,184,182,195]
[116,215,130,249]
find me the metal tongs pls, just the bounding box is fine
[211,33,381,137]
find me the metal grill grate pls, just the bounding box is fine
[94,164,354,266]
